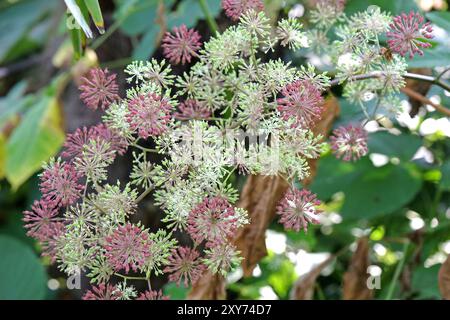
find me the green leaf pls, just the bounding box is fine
[345,0,418,16]
[168,0,221,29]
[411,265,441,299]
[5,92,65,190]
[64,0,93,38]
[340,164,422,219]
[132,26,161,60]
[368,131,422,161]
[163,282,188,299]
[0,0,56,62]
[0,81,29,129]
[0,235,47,299]
[310,156,422,220]
[84,0,105,34]
[440,161,450,191]
[118,0,158,36]
[407,45,450,68]
[426,11,450,31]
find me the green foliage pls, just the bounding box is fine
[0,0,56,63]
[310,156,423,219]
[5,85,65,190]
[0,235,47,299]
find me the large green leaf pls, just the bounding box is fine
[118,0,158,36]
[407,45,450,68]
[0,0,55,62]
[310,156,422,220]
[5,92,65,190]
[411,265,441,299]
[64,0,93,38]
[340,163,422,219]
[426,11,450,31]
[368,131,422,161]
[0,235,47,299]
[345,0,418,15]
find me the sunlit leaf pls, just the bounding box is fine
[5,90,65,190]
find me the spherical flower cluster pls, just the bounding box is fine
[330,124,368,161]
[174,99,211,120]
[82,283,122,300]
[79,68,120,110]
[164,246,206,287]
[136,290,169,300]
[386,11,434,59]
[126,93,172,139]
[23,199,60,241]
[162,25,202,65]
[39,159,84,207]
[103,223,152,273]
[276,188,322,232]
[62,124,128,159]
[222,0,264,21]
[187,197,238,247]
[277,80,324,128]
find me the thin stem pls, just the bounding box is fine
[224,167,237,184]
[385,241,410,300]
[401,87,450,117]
[114,273,147,281]
[330,71,450,92]
[198,0,219,34]
[132,143,160,153]
[136,186,154,203]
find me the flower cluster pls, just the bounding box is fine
[330,124,368,162]
[276,188,322,232]
[387,11,434,59]
[23,3,436,299]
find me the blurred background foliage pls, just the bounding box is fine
[0,0,449,300]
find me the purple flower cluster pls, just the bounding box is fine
[387,11,434,59]
[126,92,173,139]
[103,223,152,273]
[222,0,264,21]
[162,25,202,65]
[277,80,324,128]
[79,68,119,110]
[187,197,239,247]
[330,124,368,162]
[276,188,322,232]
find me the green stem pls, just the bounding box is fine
[199,0,219,34]
[114,273,147,281]
[385,241,410,300]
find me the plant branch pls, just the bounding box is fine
[330,71,450,92]
[401,87,450,117]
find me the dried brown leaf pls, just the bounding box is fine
[290,255,335,300]
[405,68,432,117]
[233,94,340,277]
[342,237,373,300]
[438,255,450,300]
[187,270,226,300]
[234,175,289,277]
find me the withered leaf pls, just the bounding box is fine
[342,237,373,300]
[233,94,340,277]
[290,255,335,300]
[405,68,432,117]
[234,175,289,277]
[438,255,450,300]
[187,270,226,300]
